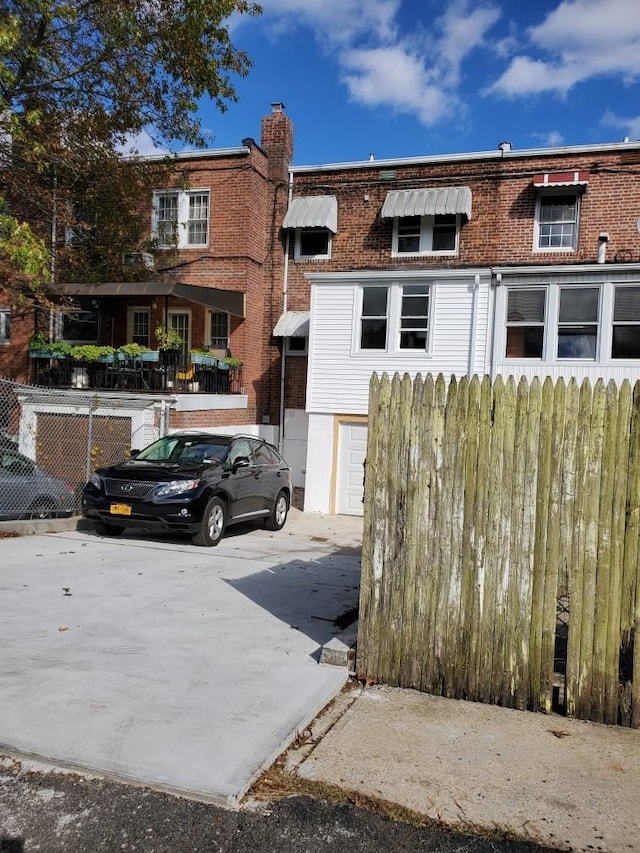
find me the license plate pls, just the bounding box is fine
[110,503,132,516]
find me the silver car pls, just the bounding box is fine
[0,444,75,520]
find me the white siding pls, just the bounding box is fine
[307,274,491,414]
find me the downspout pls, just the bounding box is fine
[49,171,57,343]
[489,272,502,380]
[468,273,480,378]
[278,169,294,453]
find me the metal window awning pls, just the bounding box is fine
[282,196,338,232]
[381,186,472,220]
[55,281,246,317]
[273,311,310,337]
[533,171,590,187]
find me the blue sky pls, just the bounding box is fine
[137,0,640,165]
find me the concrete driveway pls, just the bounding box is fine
[0,509,362,805]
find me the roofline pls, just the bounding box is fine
[127,146,251,163]
[290,140,640,175]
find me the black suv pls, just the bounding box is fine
[81,432,292,546]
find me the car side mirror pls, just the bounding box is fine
[231,456,250,471]
[130,449,140,458]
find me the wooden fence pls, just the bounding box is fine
[357,372,640,727]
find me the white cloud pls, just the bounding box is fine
[601,109,640,139]
[341,47,452,124]
[490,0,640,97]
[118,130,170,157]
[257,0,501,127]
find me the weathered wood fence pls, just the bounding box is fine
[357,372,640,727]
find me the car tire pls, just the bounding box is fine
[192,496,226,546]
[95,520,124,537]
[265,489,289,531]
[27,499,55,520]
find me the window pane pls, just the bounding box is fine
[507,290,545,322]
[397,216,420,253]
[63,311,99,342]
[612,326,640,358]
[299,229,329,256]
[361,319,387,349]
[362,287,388,316]
[614,287,640,321]
[539,196,577,222]
[0,310,9,342]
[557,327,597,359]
[559,288,598,323]
[187,193,208,245]
[400,330,428,349]
[506,327,544,358]
[432,215,457,251]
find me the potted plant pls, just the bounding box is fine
[118,342,151,359]
[155,324,183,367]
[190,347,218,367]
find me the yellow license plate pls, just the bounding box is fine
[110,503,132,516]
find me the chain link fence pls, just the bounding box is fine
[0,378,165,520]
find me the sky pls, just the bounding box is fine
[136,0,640,166]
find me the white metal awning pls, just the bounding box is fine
[282,196,338,232]
[381,186,472,220]
[273,311,310,337]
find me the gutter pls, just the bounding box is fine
[278,170,294,454]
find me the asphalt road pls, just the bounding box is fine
[0,757,555,853]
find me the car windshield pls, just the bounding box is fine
[135,436,229,465]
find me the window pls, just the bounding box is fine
[168,311,190,361]
[60,310,99,342]
[399,284,430,349]
[536,193,579,250]
[360,287,388,349]
[357,281,432,352]
[153,189,210,248]
[127,308,150,348]
[505,289,546,358]
[208,311,229,350]
[0,309,9,343]
[393,215,459,256]
[295,228,331,260]
[557,287,598,359]
[285,336,307,355]
[612,286,640,358]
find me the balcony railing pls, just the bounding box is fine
[29,350,243,394]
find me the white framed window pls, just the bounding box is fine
[535,192,580,251]
[167,310,190,361]
[557,286,599,359]
[127,308,151,348]
[208,311,229,350]
[294,228,331,260]
[357,281,432,352]
[0,309,10,343]
[152,189,210,248]
[612,285,640,359]
[285,336,307,355]
[505,289,546,358]
[392,214,459,256]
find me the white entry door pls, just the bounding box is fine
[336,422,368,516]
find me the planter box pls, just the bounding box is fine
[190,353,218,367]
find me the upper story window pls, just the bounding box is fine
[358,281,432,352]
[536,193,580,251]
[393,214,459,256]
[283,195,337,262]
[152,189,210,249]
[208,311,229,350]
[295,228,331,260]
[0,309,10,343]
[382,186,471,258]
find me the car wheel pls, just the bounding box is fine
[192,496,226,546]
[95,520,124,537]
[265,489,289,531]
[27,499,55,520]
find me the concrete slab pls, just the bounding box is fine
[294,685,640,853]
[0,509,363,805]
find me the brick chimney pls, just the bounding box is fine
[260,102,294,181]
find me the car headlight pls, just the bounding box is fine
[88,473,102,489]
[155,479,200,498]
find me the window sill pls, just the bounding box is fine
[391,251,458,259]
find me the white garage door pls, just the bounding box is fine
[336,422,368,516]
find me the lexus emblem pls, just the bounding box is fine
[121,483,134,493]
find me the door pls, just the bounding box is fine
[336,422,368,516]
[224,437,262,520]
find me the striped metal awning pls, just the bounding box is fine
[282,196,338,232]
[273,311,310,337]
[381,186,472,220]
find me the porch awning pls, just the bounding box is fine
[273,311,310,337]
[381,186,472,220]
[533,171,590,187]
[55,281,245,317]
[282,196,338,232]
